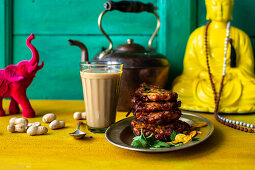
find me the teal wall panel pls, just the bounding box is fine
[13,0,157,35]
[8,0,163,99]
[5,0,253,99]
[165,0,197,85]
[13,35,157,99]
[0,0,4,68]
[0,0,199,99]
[0,0,13,68]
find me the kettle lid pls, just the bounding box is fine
[115,39,146,52]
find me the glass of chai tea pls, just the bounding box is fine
[80,61,123,133]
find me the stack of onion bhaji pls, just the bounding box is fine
[130,83,191,142]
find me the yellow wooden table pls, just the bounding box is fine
[0,100,254,170]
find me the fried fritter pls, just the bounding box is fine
[132,83,178,102]
[129,83,189,142]
[131,119,191,142]
[134,109,181,124]
[132,101,181,113]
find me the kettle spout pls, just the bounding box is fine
[68,40,89,62]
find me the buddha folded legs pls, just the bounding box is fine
[172,0,255,113]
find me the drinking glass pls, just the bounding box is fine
[80,61,123,133]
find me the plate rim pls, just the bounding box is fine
[105,112,214,152]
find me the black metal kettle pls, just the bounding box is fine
[69,1,170,111]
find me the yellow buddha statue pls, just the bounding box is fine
[172,0,255,113]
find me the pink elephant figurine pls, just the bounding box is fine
[0,33,44,118]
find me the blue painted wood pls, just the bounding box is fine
[13,35,157,99]
[13,0,157,35]
[0,0,13,68]
[0,0,200,99]
[4,0,13,66]
[158,0,167,56]
[165,0,197,85]
[0,0,4,68]
[10,0,162,99]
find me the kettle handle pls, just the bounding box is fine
[98,1,160,58]
[104,1,155,13]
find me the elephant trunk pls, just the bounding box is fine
[26,33,40,66]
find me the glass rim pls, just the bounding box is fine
[80,61,123,66]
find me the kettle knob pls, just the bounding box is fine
[127,39,133,44]
[115,38,146,52]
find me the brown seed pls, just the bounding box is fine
[236,126,240,130]
[225,122,228,125]
[244,128,248,132]
[233,125,237,129]
[248,129,252,133]
[240,127,244,131]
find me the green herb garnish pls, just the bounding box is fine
[192,137,200,141]
[143,86,150,90]
[170,130,177,141]
[131,130,197,149]
[150,140,171,149]
[145,133,154,143]
[142,91,150,93]
[169,142,184,147]
[131,130,148,148]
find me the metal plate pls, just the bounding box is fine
[105,112,214,152]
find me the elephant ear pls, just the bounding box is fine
[4,65,24,82]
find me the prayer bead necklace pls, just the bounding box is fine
[204,20,255,133]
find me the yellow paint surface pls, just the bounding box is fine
[0,100,254,170]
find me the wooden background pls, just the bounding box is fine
[0,0,254,99]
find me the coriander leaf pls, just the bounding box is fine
[170,130,177,141]
[145,133,154,143]
[192,137,200,141]
[144,86,150,90]
[142,91,150,93]
[132,136,141,141]
[131,135,148,148]
[160,89,164,92]
[131,129,149,148]
[140,129,147,141]
[150,140,171,149]
[170,142,184,147]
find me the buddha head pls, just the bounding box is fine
[206,0,234,22]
